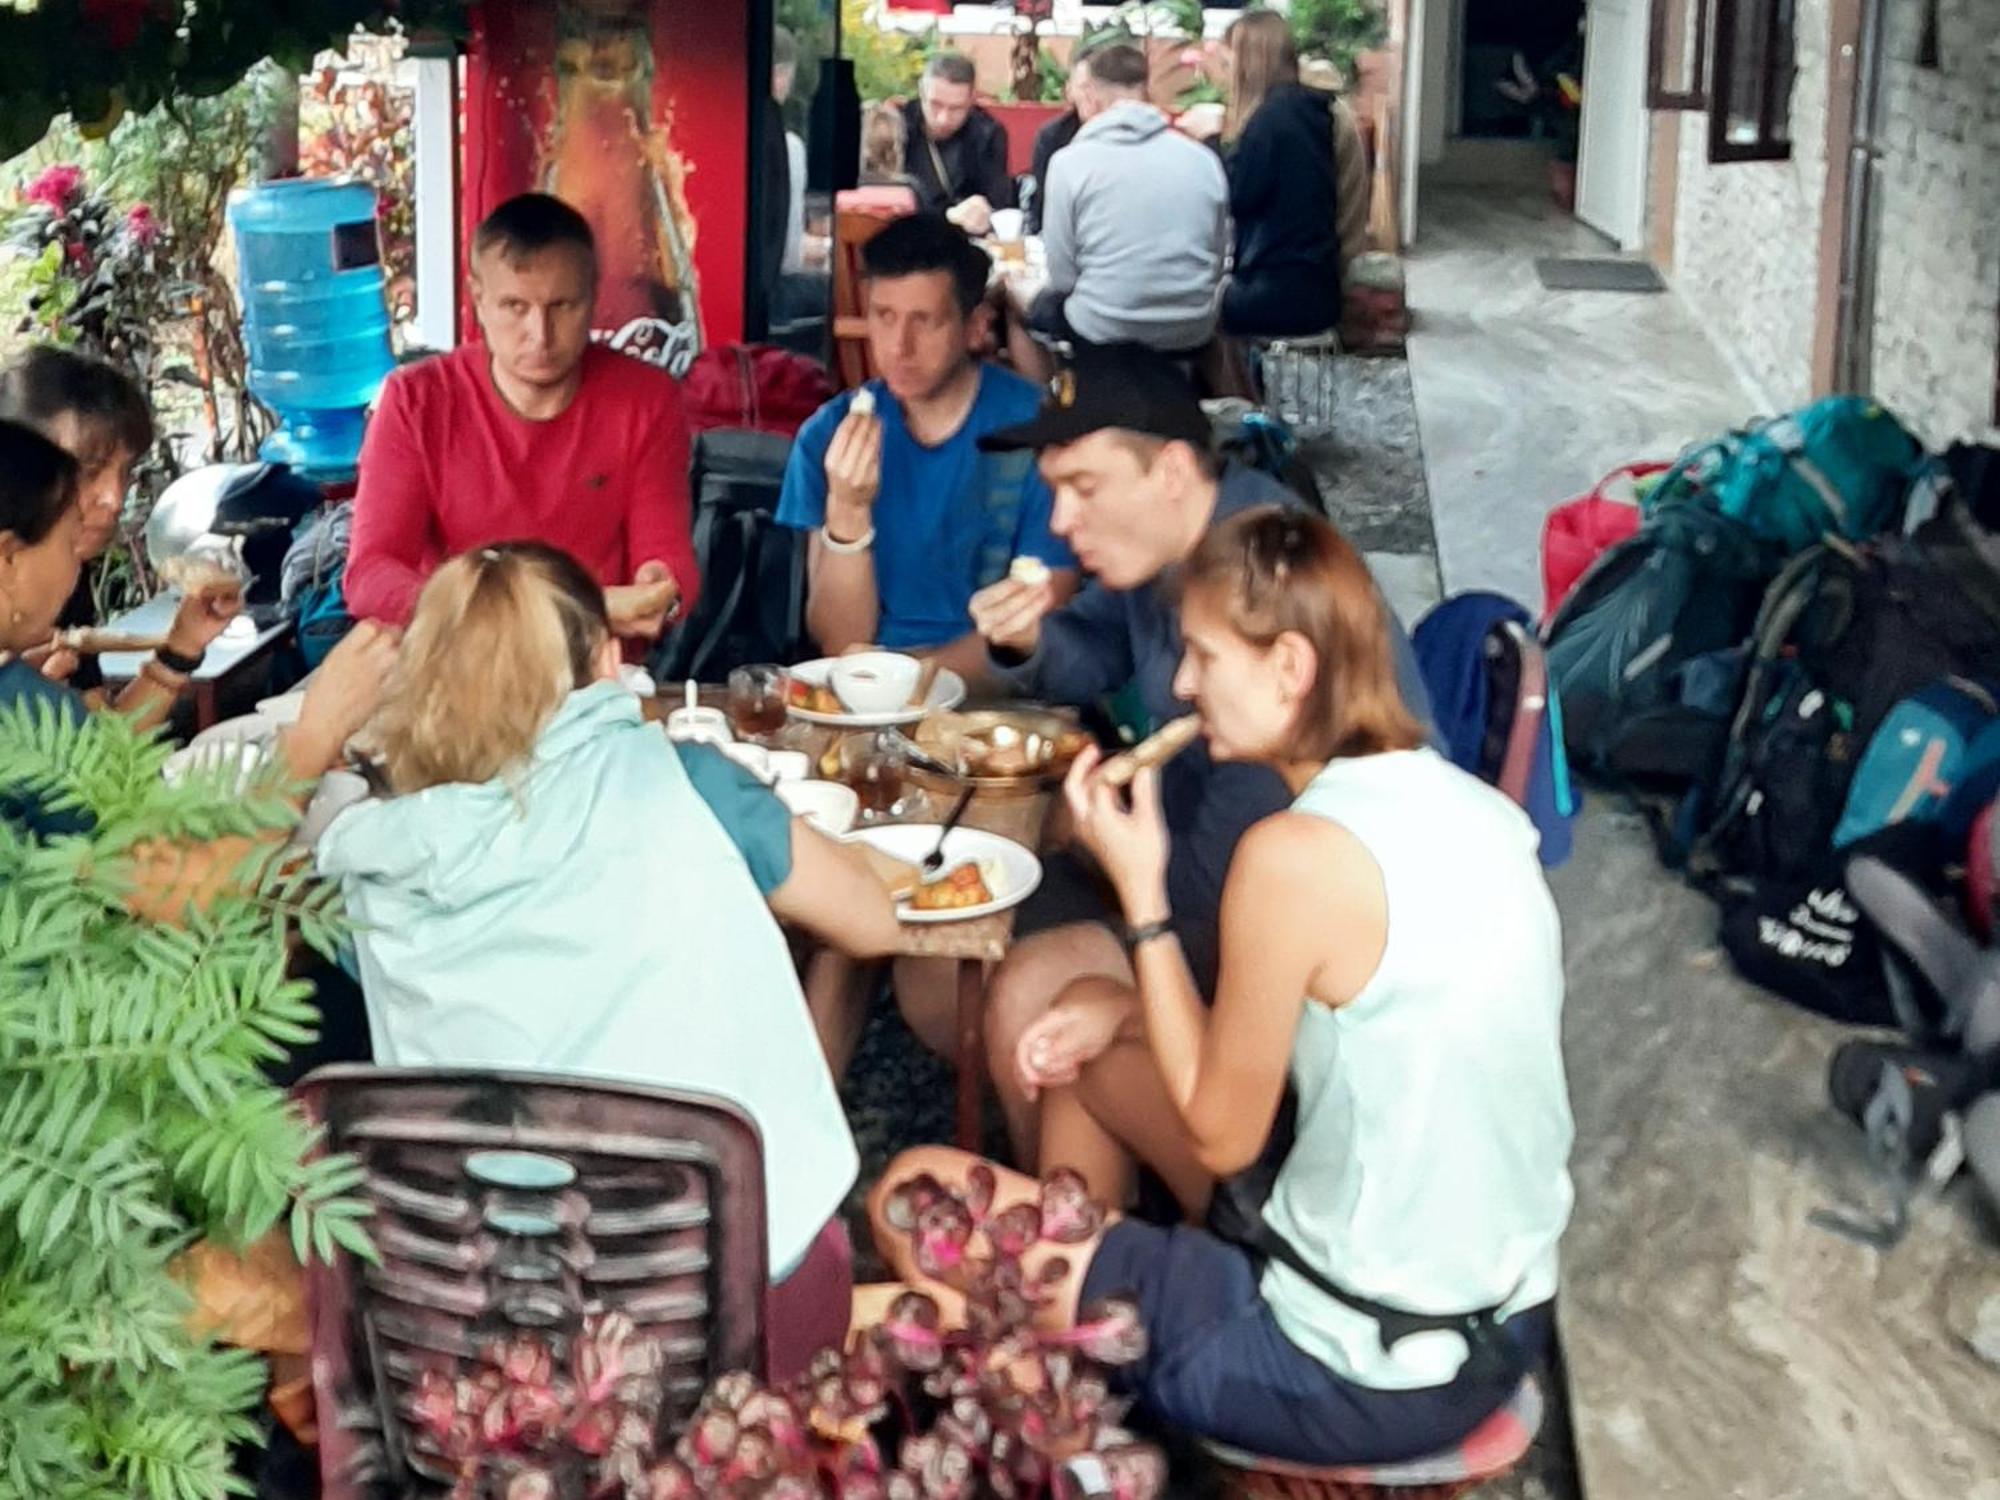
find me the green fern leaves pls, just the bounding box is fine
[0,700,373,1497]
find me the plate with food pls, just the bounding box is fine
[785,653,966,728]
[846,824,1042,924]
[915,709,1095,789]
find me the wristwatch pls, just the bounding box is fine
[1121,915,1175,952]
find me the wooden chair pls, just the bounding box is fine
[831,191,916,389]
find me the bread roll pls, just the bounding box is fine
[1098,715,1202,789]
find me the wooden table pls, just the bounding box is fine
[654,687,1052,1148]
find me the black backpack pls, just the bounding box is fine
[1690,502,2000,886]
[1544,503,1771,777]
[650,430,806,683]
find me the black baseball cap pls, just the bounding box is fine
[979,343,1213,453]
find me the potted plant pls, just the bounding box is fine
[397,1166,1168,1499]
[0,704,372,1499]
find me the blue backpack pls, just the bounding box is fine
[1833,678,2000,851]
[1413,592,1577,867]
[280,501,355,670]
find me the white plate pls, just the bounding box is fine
[255,689,306,725]
[786,658,966,729]
[164,738,273,793]
[845,824,1042,924]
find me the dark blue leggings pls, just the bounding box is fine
[1081,1219,1551,1466]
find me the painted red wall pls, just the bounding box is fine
[460,0,750,372]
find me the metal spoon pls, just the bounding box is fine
[923,785,978,875]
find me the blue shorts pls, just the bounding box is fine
[1079,1220,1552,1466]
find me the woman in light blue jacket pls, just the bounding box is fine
[316,543,900,1333]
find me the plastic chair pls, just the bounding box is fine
[1251,330,1344,440]
[296,1066,770,1500]
[1203,1375,1543,1500]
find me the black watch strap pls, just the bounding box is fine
[154,643,205,674]
[1122,916,1175,952]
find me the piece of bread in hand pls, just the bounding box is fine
[1008,556,1052,587]
[850,388,877,418]
[1098,715,1202,789]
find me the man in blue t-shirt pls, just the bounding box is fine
[776,214,1077,677]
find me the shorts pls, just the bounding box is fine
[1079,1220,1552,1466]
[1010,851,1222,998]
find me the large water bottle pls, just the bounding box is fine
[227,177,395,482]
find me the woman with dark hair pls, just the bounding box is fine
[0,418,391,877]
[1215,10,1344,339]
[0,345,237,718]
[871,507,1572,1465]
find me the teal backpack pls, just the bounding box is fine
[1645,395,1933,550]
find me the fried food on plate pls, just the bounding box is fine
[908,862,993,911]
[789,677,845,715]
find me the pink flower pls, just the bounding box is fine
[23,163,83,212]
[124,202,159,245]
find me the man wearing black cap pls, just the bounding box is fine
[933,344,1431,1162]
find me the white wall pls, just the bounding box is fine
[1668,0,1832,413]
[1667,0,2000,444]
[1419,0,1460,164]
[1866,0,2000,446]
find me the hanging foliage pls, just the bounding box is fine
[0,0,468,160]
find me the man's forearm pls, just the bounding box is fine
[924,631,999,687]
[805,546,881,654]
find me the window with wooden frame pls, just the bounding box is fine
[1708,0,1797,161]
[1648,0,1711,110]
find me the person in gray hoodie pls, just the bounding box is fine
[1017,44,1229,379]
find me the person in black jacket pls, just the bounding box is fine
[1025,41,1105,235]
[899,52,1014,234]
[1217,10,1342,339]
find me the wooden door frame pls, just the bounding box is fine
[1809,0,1866,395]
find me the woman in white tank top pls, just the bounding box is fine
[869,506,1572,1465]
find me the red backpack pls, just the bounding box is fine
[682,344,834,438]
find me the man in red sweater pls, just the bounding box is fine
[344,193,697,638]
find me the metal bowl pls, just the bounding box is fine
[914,708,1090,791]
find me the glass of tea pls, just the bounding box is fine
[837,731,908,819]
[726,664,790,741]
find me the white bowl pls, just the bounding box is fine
[829,652,923,716]
[777,779,861,836]
[766,750,811,784]
[665,706,734,747]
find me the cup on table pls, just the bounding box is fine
[836,730,909,819]
[666,705,733,747]
[727,664,791,740]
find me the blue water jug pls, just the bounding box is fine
[228,178,395,482]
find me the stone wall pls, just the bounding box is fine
[1865,0,2000,446]
[1665,0,1999,444]
[1668,0,1832,414]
